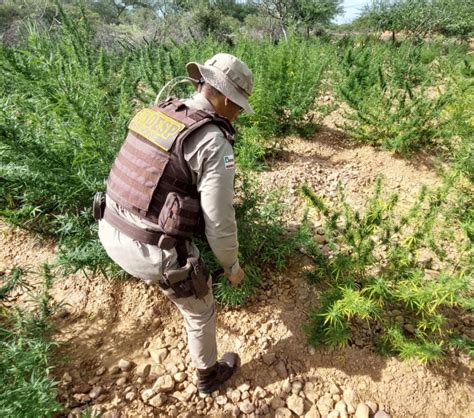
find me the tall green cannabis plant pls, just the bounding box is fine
[299,177,473,363]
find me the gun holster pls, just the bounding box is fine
[163,257,209,299]
[93,192,106,221]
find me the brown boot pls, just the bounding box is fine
[196,352,239,394]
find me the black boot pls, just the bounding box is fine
[197,352,239,394]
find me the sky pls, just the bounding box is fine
[334,0,370,24]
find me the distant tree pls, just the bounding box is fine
[360,0,473,41]
[292,0,343,37]
[255,0,343,40]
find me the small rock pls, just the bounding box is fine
[253,386,267,399]
[62,372,73,383]
[317,394,334,416]
[89,386,103,399]
[305,405,322,418]
[271,396,286,410]
[115,376,127,386]
[141,388,156,402]
[327,411,340,418]
[173,372,187,383]
[216,395,228,405]
[231,389,241,403]
[241,390,250,400]
[238,382,251,392]
[287,394,305,416]
[72,382,92,394]
[153,375,175,393]
[238,400,255,414]
[118,359,133,372]
[292,381,303,395]
[403,323,416,334]
[168,405,178,417]
[136,364,151,378]
[329,383,341,395]
[95,367,106,377]
[335,400,348,414]
[149,392,167,407]
[108,366,121,375]
[262,352,277,365]
[275,407,293,418]
[274,360,288,378]
[315,233,326,245]
[355,403,370,418]
[150,348,168,364]
[124,392,136,402]
[374,412,391,418]
[308,346,316,355]
[282,379,292,393]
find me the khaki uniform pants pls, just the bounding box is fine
[99,219,217,370]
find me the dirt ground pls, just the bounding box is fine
[1,128,472,418]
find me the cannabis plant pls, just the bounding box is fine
[300,177,473,363]
[336,39,452,154]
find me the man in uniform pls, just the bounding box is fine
[96,53,253,394]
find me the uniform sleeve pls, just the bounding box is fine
[183,127,240,276]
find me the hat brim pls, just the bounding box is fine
[186,62,254,114]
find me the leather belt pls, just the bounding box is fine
[103,207,163,245]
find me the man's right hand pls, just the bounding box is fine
[228,267,244,287]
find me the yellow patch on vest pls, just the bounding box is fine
[128,108,185,151]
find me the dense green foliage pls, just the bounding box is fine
[299,177,473,362]
[0,266,61,416]
[359,0,474,40]
[335,38,467,154]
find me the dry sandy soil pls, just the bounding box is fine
[1,126,472,418]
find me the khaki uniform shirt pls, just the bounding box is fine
[99,93,240,284]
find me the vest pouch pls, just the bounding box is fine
[158,192,201,240]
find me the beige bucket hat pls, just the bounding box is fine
[186,53,254,113]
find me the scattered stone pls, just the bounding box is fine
[231,389,241,403]
[274,360,288,378]
[355,403,370,418]
[108,366,121,375]
[216,395,228,406]
[262,352,277,365]
[253,386,267,399]
[150,348,168,364]
[141,389,156,402]
[329,383,341,395]
[153,375,175,393]
[124,392,136,402]
[305,405,322,418]
[115,376,127,386]
[238,400,255,414]
[102,411,121,418]
[374,412,391,418]
[72,382,92,394]
[403,323,416,334]
[173,372,187,383]
[62,372,73,383]
[89,386,103,399]
[149,393,167,407]
[271,396,286,410]
[327,411,340,418]
[308,346,316,355]
[168,405,178,417]
[292,381,303,395]
[315,233,326,245]
[238,382,251,392]
[95,367,106,377]
[287,394,305,416]
[282,379,292,393]
[304,382,319,403]
[136,364,151,378]
[335,400,348,414]
[118,359,133,372]
[275,407,293,418]
[241,390,250,400]
[317,394,334,416]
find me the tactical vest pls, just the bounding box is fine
[106,98,235,239]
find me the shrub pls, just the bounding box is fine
[0,266,61,416]
[299,177,473,363]
[336,39,452,154]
